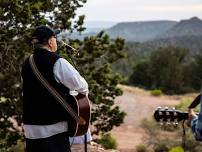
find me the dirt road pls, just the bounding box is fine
[111,85,183,152]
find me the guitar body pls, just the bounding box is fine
[67,93,91,137]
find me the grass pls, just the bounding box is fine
[175,97,200,112]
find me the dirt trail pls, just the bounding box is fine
[111,85,186,152]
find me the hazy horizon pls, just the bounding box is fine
[83,16,200,28]
[76,0,202,22]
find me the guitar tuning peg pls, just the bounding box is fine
[166,119,171,125]
[164,107,168,110]
[157,106,162,110]
[173,119,178,126]
[174,111,177,116]
[173,122,178,127]
[160,122,164,126]
[159,119,163,126]
[159,111,163,115]
[166,122,171,126]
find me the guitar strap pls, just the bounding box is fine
[29,54,79,123]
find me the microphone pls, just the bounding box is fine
[60,40,77,51]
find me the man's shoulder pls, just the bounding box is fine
[55,58,70,65]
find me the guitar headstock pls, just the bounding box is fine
[153,107,188,126]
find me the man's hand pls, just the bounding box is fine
[187,108,197,127]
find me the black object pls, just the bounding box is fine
[188,94,201,109]
[32,25,60,43]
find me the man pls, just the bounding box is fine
[21,25,89,152]
[187,94,202,141]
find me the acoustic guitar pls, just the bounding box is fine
[67,93,91,137]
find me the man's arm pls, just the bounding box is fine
[187,108,197,127]
[187,95,202,141]
[188,109,202,141]
[53,58,89,96]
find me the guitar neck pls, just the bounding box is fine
[180,112,199,120]
[179,112,188,121]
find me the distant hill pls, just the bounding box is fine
[156,17,202,39]
[143,17,202,53]
[66,17,202,52]
[68,20,177,41]
[140,35,202,54]
[106,21,177,42]
[106,17,202,42]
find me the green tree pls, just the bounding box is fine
[128,47,190,94]
[61,32,126,134]
[149,47,189,94]
[0,0,126,150]
[189,49,202,90]
[129,59,152,88]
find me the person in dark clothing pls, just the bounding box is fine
[21,26,89,152]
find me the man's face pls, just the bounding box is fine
[48,36,57,52]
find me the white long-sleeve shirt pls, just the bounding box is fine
[23,58,89,139]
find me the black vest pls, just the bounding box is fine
[22,48,71,125]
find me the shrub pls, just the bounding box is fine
[151,89,163,96]
[154,142,169,152]
[97,133,117,149]
[128,59,152,88]
[136,144,148,152]
[169,146,184,152]
[9,140,24,152]
[0,140,25,152]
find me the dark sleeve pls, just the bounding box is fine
[188,94,201,109]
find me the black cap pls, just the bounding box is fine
[31,25,60,44]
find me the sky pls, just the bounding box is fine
[76,0,202,22]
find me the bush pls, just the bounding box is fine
[0,140,25,152]
[169,146,184,152]
[136,144,148,152]
[9,140,25,152]
[97,133,117,149]
[154,142,169,152]
[151,89,163,96]
[128,59,152,88]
